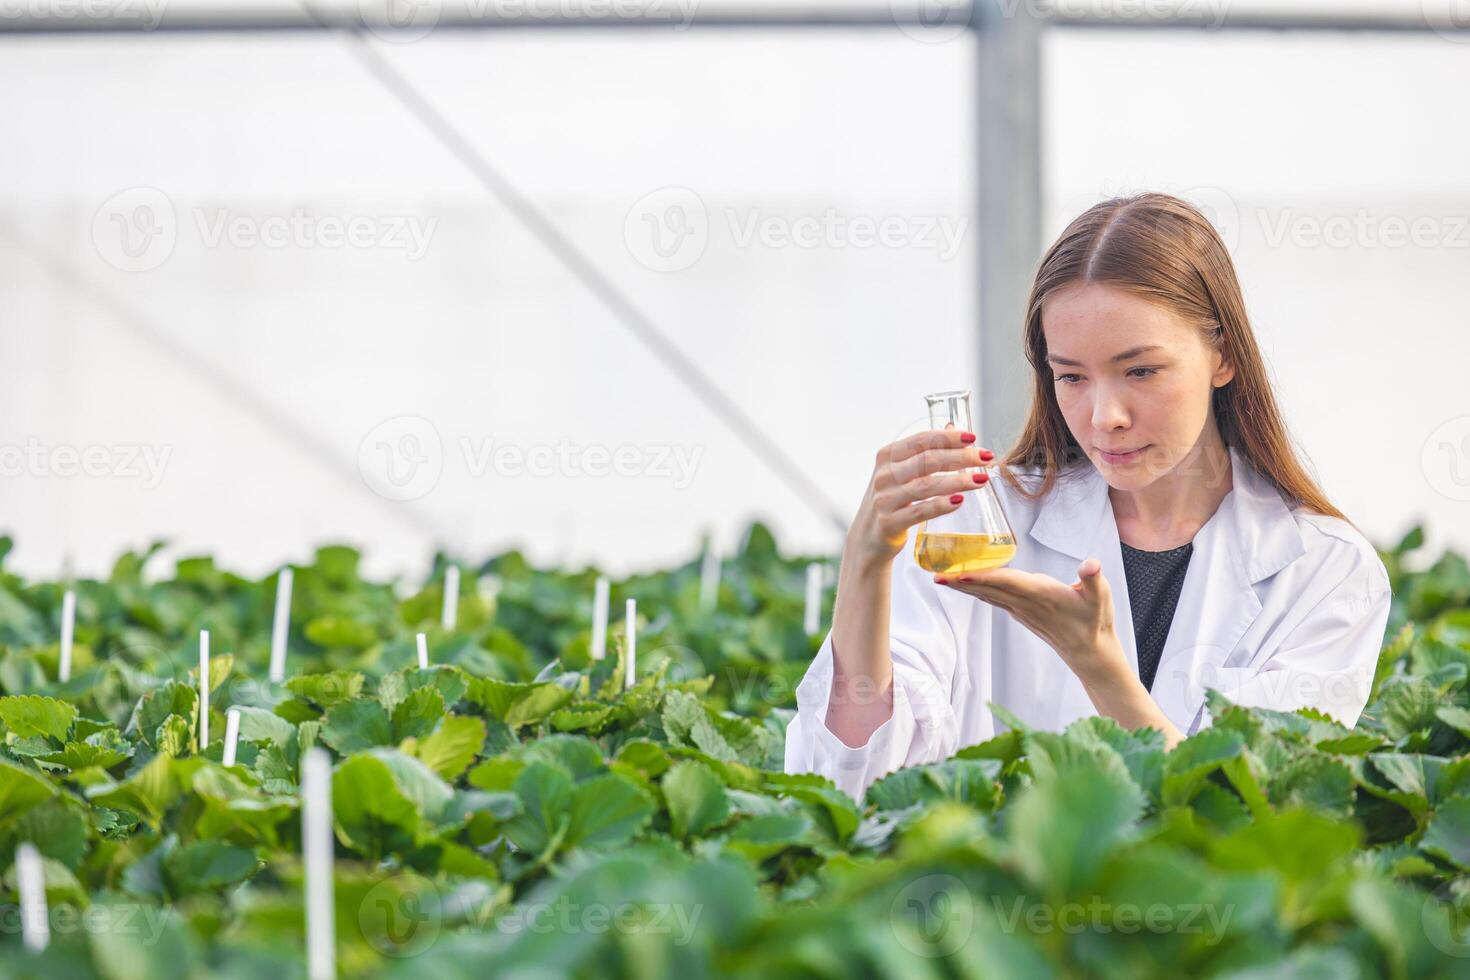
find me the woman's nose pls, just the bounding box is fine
[1090,386,1130,431]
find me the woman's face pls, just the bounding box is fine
[1040,282,1235,492]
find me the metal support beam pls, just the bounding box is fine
[2,3,1462,35]
[0,5,970,33]
[975,0,1040,451]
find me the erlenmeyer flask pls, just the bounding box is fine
[913,390,1018,574]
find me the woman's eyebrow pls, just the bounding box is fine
[1045,345,1165,366]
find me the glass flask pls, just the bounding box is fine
[912,389,1019,574]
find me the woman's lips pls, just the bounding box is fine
[1099,445,1149,464]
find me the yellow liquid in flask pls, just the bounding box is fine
[914,531,1018,575]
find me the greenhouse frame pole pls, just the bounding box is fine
[975,0,1041,452]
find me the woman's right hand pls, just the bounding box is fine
[845,427,995,573]
[821,426,995,748]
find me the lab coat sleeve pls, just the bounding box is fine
[1195,542,1392,731]
[783,544,963,803]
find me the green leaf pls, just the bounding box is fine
[1348,876,1449,980]
[1162,727,1245,805]
[191,766,297,845]
[331,753,422,859]
[466,757,525,793]
[378,666,469,714]
[408,714,486,780]
[1009,764,1143,897]
[662,760,731,840]
[390,686,446,742]
[1368,753,1447,814]
[567,772,655,848]
[369,748,453,824]
[86,755,202,829]
[303,615,378,649]
[1270,754,1355,818]
[614,739,671,780]
[12,800,87,869]
[1421,797,1470,868]
[39,729,134,770]
[717,812,813,862]
[163,840,259,896]
[503,762,573,858]
[0,694,77,740]
[128,681,197,751]
[286,670,365,708]
[866,758,1002,812]
[231,705,297,747]
[88,902,193,980]
[763,772,862,844]
[661,687,740,764]
[470,677,574,728]
[515,734,606,782]
[1211,809,1359,926]
[157,714,191,757]
[549,704,616,733]
[319,699,393,755]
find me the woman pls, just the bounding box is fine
[785,192,1392,803]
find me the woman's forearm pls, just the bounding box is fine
[823,547,897,749]
[1076,635,1186,749]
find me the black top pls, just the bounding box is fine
[1119,540,1194,691]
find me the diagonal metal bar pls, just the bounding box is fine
[298,3,848,532]
[0,219,459,547]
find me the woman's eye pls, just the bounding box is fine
[1128,367,1159,379]
[1052,374,1081,385]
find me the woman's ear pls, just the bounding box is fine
[1211,351,1236,388]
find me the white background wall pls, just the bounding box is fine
[1,2,1466,583]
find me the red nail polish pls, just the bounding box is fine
[949,494,964,505]
[980,450,995,461]
[972,473,988,484]
[960,432,976,444]
[935,576,948,584]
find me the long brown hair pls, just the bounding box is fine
[1000,191,1349,525]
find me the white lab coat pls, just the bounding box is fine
[784,446,1394,802]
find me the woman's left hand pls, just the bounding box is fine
[935,558,1127,683]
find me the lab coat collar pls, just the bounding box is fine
[1026,445,1307,732]
[1028,445,1304,583]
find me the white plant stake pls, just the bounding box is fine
[624,598,636,690]
[590,576,609,661]
[59,589,76,683]
[804,563,823,636]
[700,541,721,612]
[269,567,294,683]
[198,630,210,750]
[223,707,242,767]
[16,842,47,953]
[416,632,429,670]
[441,565,460,631]
[301,747,335,980]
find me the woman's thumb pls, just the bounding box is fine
[1077,558,1106,598]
